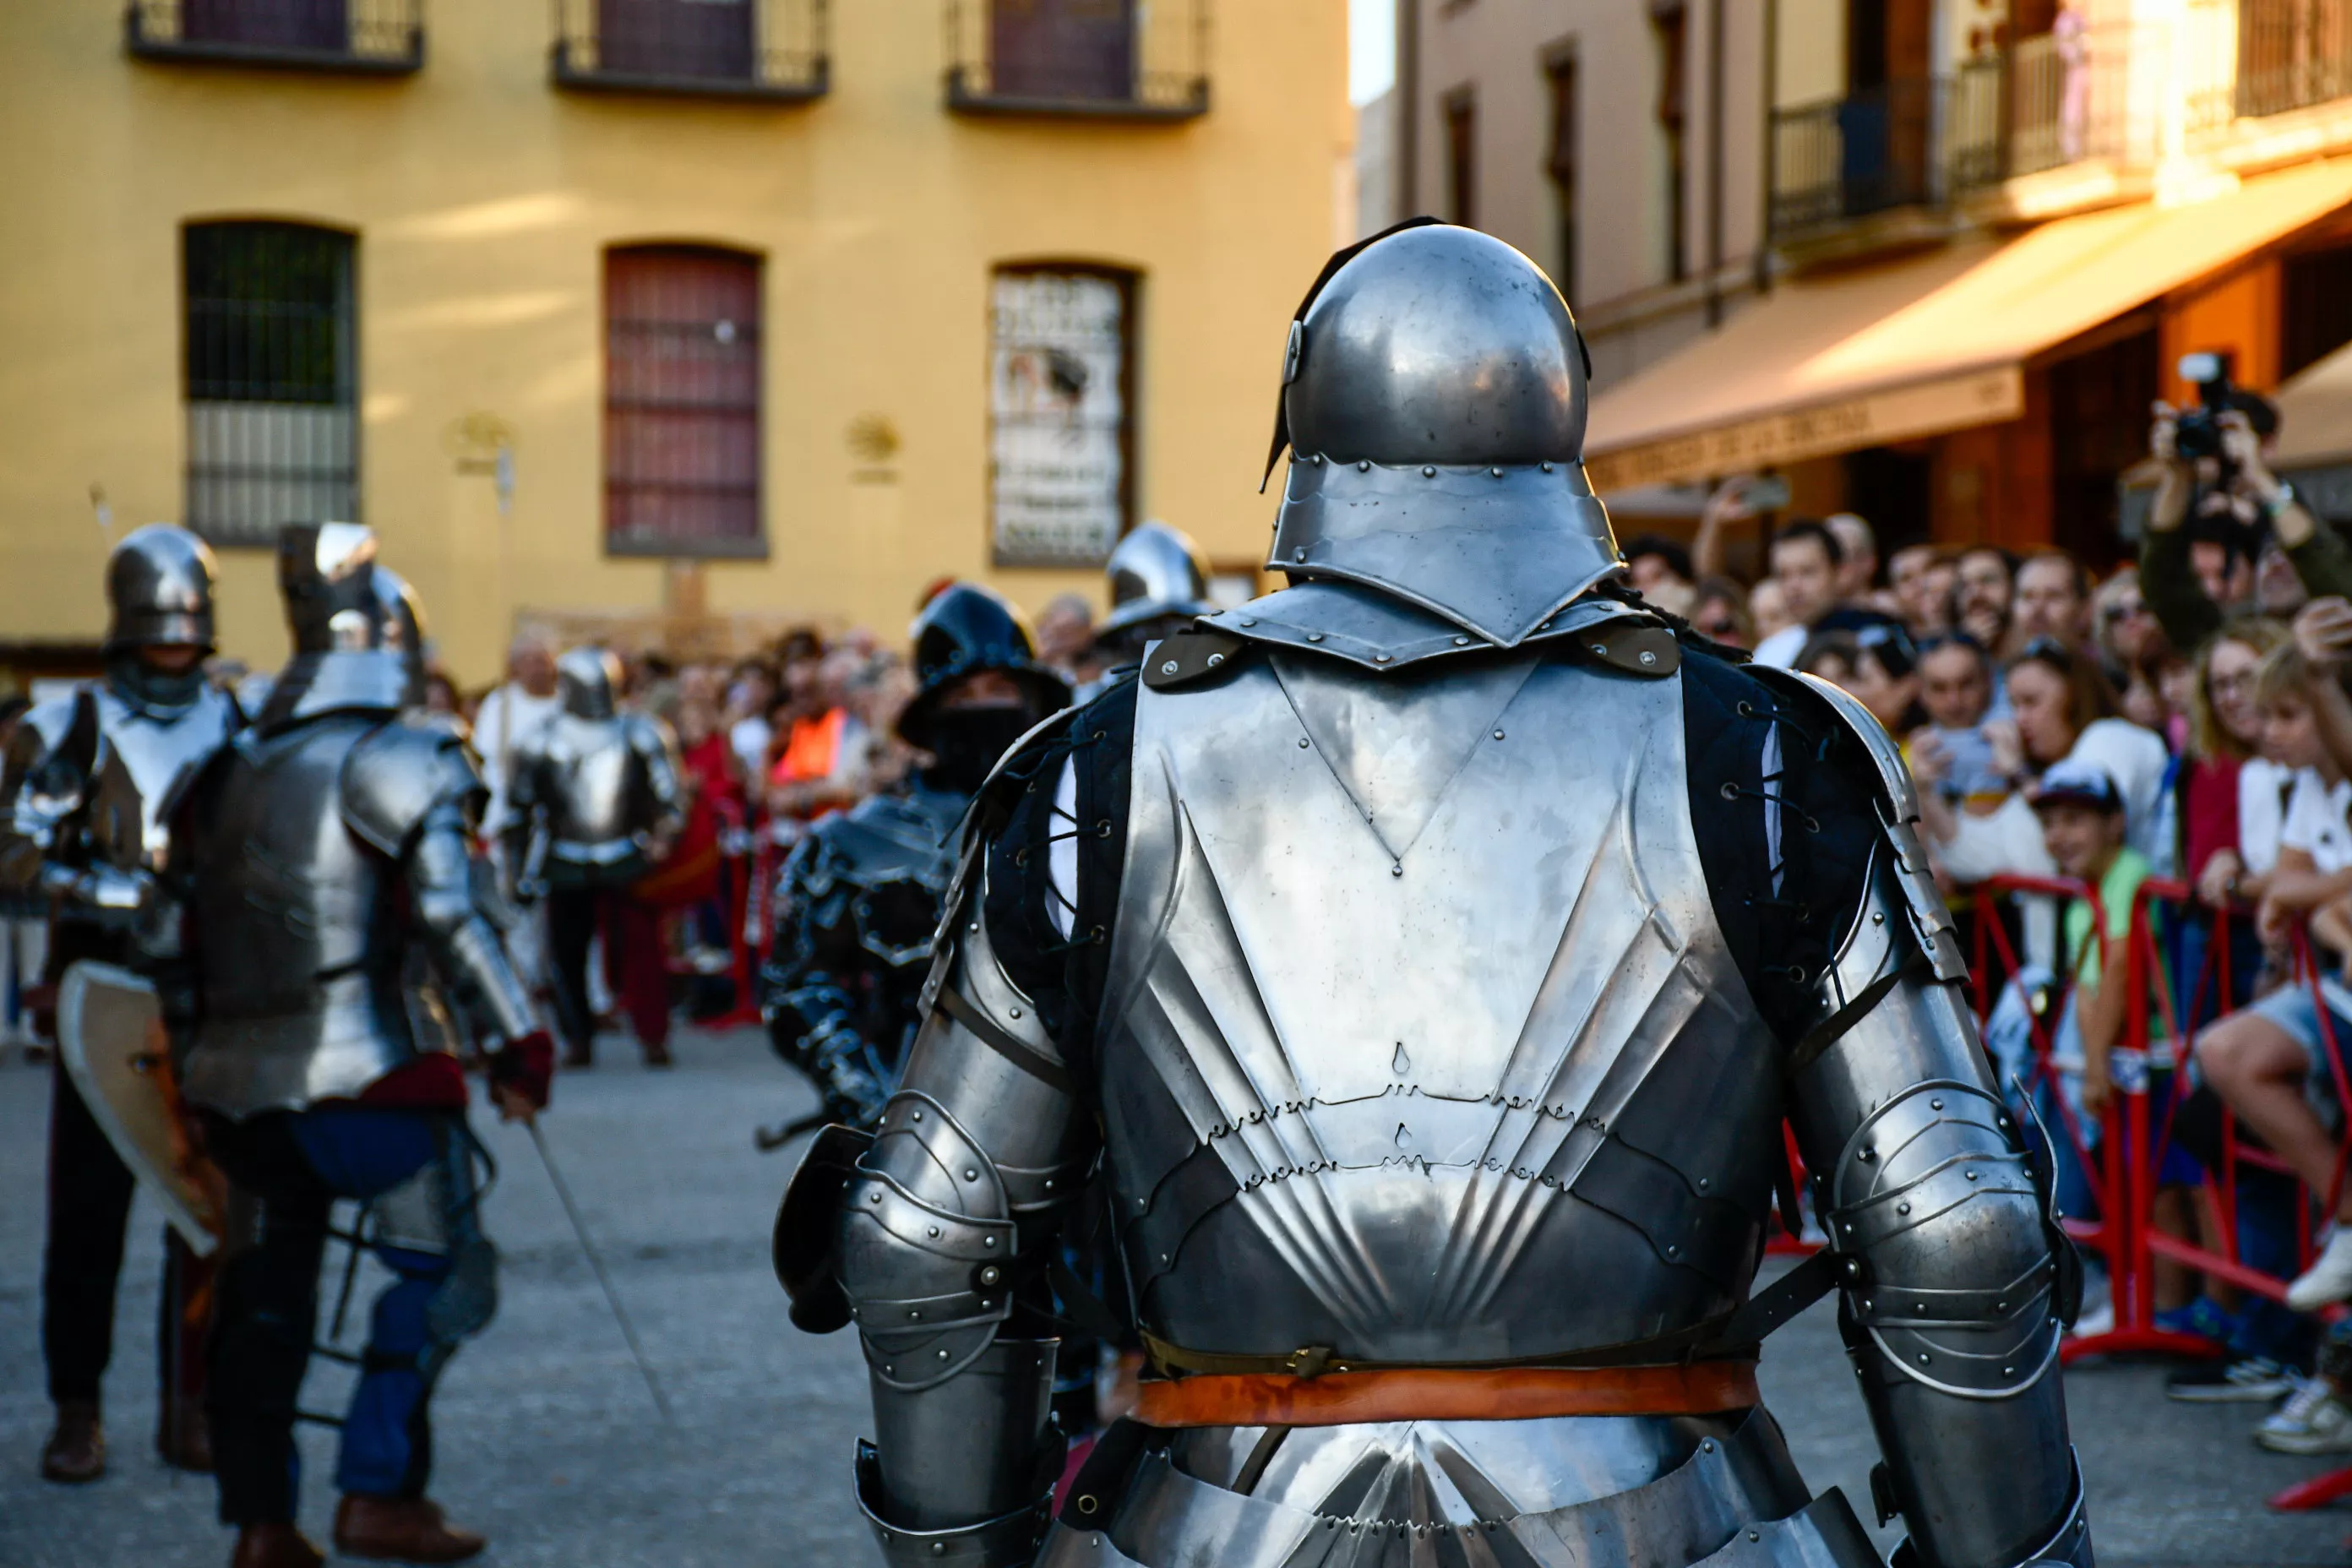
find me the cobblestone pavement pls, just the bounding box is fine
[2,1024,2348,1567]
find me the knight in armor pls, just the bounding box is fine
[0,523,237,1482]
[173,524,555,1568]
[1086,521,1218,682]
[761,583,1070,1126]
[779,225,2094,1568]
[504,645,686,1068]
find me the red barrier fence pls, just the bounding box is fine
[1968,874,2352,1511]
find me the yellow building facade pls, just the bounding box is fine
[0,0,1351,687]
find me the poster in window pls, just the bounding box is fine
[990,270,1128,566]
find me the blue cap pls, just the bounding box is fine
[2029,760,2122,814]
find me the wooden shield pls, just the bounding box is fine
[57,961,221,1255]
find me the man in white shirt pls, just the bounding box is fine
[1750,520,1845,669]
[473,634,560,837]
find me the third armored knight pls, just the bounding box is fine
[175,524,554,1568]
[0,523,237,1483]
[761,583,1070,1126]
[504,646,685,1067]
[781,224,2093,1568]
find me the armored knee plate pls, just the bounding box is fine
[368,1123,498,1378]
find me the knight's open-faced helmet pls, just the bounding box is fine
[896,583,1072,749]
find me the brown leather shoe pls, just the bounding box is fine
[38,1400,104,1484]
[562,1042,594,1069]
[333,1494,486,1563]
[230,1523,325,1568]
[157,1396,213,1473]
[641,1038,672,1067]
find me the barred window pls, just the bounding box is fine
[991,0,1136,102]
[183,220,359,547]
[604,245,765,558]
[988,264,1135,567]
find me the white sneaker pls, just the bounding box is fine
[2258,1380,2352,1454]
[2286,1230,2352,1311]
[2066,1300,2115,1340]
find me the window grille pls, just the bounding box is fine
[945,0,1208,119]
[127,0,423,71]
[183,221,359,547]
[552,0,829,99]
[605,246,765,558]
[988,264,1135,568]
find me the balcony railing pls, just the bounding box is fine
[1769,78,1945,242]
[125,0,422,73]
[553,0,826,101]
[945,0,1209,121]
[2236,0,2352,119]
[1947,20,2154,197]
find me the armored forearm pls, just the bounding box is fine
[762,970,887,1122]
[408,803,538,1045]
[1792,863,2088,1568]
[835,912,1092,1567]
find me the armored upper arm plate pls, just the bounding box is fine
[340,719,487,855]
[1752,667,1966,987]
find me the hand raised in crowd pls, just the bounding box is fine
[2294,596,2352,671]
[2148,399,2181,466]
[2148,400,2191,532]
[1983,717,2025,784]
[1905,727,1951,791]
[2219,408,2279,497]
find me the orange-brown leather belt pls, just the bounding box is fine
[1130,1361,1760,1429]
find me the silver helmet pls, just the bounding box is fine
[105,524,218,654]
[557,646,623,721]
[259,522,419,728]
[1266,222,1620,645]
[1097,521,1217,642]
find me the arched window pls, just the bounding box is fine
[182,220,358,546]
[604,244,765,557]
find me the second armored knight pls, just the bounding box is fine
[504,646,685,1066]
[783,225,2093,1568]
[176,524,554,1568]
[0,523,238,1483]
[761,583,1070,1126]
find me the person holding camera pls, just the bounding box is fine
[2142,360,2352,656]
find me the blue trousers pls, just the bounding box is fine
[204,1106,463,1526]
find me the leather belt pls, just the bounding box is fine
[1131,1360,1760,1428]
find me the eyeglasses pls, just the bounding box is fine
[2100,599,2149,624]
[1696,615,1740,638]
[2019,635,2077,669]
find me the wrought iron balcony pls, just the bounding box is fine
[1946,21,2151,198]
[945,0,1209,121]
[125,0,422,73]
[2235,0,2352,120]
[553,0,827,101]
[1768,77,1945,242]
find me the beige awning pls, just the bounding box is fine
[2275,336,2352,470]
[1584,158,2352,492]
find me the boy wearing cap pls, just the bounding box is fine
[2033,760,2148,1138]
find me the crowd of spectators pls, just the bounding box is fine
[1638,394,2352,1454]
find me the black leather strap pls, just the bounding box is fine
[934,985,1074,1096]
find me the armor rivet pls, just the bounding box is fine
[1666,1244,1680,1258]
[1208,654,1224,667]
[1045,1179,1055,1189]
[1391,864,1403,877]
[983,1236,997,1247]
[1701,1440,1714,1452]
[1240,618,1257,627]
[1897,1202,1911,1215]
[1863,1298,1873,1310]
[910,1309,921,1320]
[1749,1532,1761,1544]
[1860,1147,1876,1162]
[1592,645,1609,656]
[937,1349,950,1362]
[1294,547,1307,562]
[885,1365,894,1375]
[1494,729,1505,741]
[1422,466,1437,478]
[870,1192,882,1203]
[1872,911,1886,926]
[1078,1496,1097,1515]
[1639,651,1657,666]
[1965,1170,1979,1181]
[964,1169,977,1181]
[1542,462,1554,473]
[1995,1300,2008,1312]
[1490,467,1503,478]
[968,923,978,934]
[1698,1178,1710,1190]
[1307,633,1325,643]
[1930,1098,1945,1111]
[1161,661,1179,675]
[1918,1353,1931,1364]
[1455,636,1470,646]
[912,1111,923,1122]
[927,1226,940,1238]
[1358,460,1370,472]
[1375,653,1391,663]
[1010,1006,1022,1018]
[1312,454,1325,466]
[2005,1366,2015,1376]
